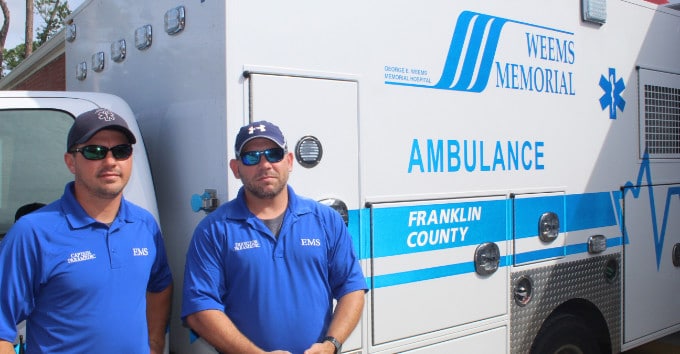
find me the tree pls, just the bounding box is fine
[25,0,32,57]
[35,0,69,46]
[0,0,9,77]
[4,43,31,72]
[2,0,71,75]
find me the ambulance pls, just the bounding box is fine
[1,0,680,352]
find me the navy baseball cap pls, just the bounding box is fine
[67,108,136,151]
[234,120,287,156]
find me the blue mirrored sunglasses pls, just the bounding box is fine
[238,148,285,166]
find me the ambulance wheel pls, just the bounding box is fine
[530,313,601,354]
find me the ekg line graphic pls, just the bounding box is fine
[622,153,680,270]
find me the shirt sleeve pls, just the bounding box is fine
[181,219,227,320]
[325,208,368,300]
[0,221,39,342]
[147,219,173,293]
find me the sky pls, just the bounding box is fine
[4,0,85,49]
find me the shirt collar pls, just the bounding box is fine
[62,181,130,230]
[230,185,311,222]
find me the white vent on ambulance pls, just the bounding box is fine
[295,136,323,168]
[643,84,680,156]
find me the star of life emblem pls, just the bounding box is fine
[96,109,116,122]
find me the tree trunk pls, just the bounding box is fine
[0,0,9,77]
[25,0,33,57]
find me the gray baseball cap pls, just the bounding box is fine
[67,108,136,151]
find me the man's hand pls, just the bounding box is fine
[303,341,336,354]
[0,340,16,354]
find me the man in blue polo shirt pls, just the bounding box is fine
[182,121,367,354]
[0,108,173,354]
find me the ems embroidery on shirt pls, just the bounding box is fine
[67,251,96,264]
[133,248,150,256]
[234,240,261,251]
[301,238,321,246]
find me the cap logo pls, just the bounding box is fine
[96,109,117,122]
[248,124,266,135]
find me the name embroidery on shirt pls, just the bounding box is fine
[133,247,149,256]
[301,238,321,246]
[68,251,96,263]
[234,240,261,251]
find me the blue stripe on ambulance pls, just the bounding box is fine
[349,192,623,289]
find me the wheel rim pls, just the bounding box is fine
[554,344,585,354]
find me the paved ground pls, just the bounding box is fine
[622,331,680,354]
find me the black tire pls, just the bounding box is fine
[530,313,602,354]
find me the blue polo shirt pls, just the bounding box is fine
[182,186,367,354]
[0,182,173,353]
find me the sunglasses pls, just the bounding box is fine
[238,148,286,166]
[70,144,133,160]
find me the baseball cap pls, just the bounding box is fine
[234,120,287,156]
[67,108,137,151]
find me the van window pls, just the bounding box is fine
[0,110,74,238]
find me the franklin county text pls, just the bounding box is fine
[406,206,481,248]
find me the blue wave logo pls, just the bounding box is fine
[385,11,575,94]
[433,12,508,92]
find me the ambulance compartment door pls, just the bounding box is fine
[370,196,508,346]
[623,183,680,343]
[246,72,362,351]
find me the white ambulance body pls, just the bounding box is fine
[2,0,678,352]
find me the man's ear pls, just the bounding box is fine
[229,159,241,179]
[286,151,294,172]
[64,152,77,175]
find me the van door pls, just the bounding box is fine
[0,97,91,349]
[0,100,91,239]
[0,92,159,350]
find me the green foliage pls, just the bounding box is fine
[2,0,71,74]
[3,44,31,72]
[35,0,70,46]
